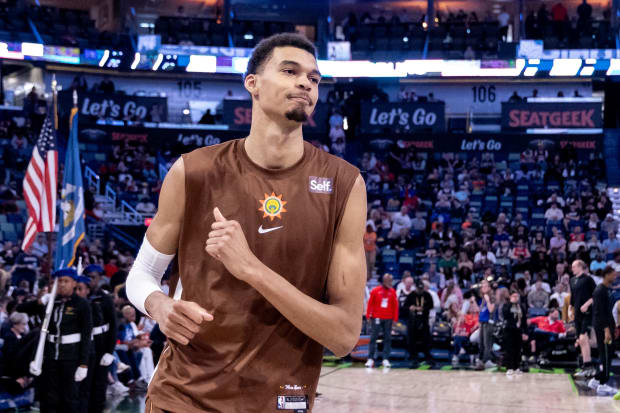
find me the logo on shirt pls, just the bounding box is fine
[258,192,287,221]
[258,225,283,234]
[309,176,333,194]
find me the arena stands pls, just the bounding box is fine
[0,0,619,410]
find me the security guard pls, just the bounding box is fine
[41,268,93,413]
[75,265,117,413]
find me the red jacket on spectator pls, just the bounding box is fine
[366,285,399,321]
[529,316,566,334]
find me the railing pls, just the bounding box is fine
[120,200,144,225]
[105,183,117,207]
[84,166,100,194]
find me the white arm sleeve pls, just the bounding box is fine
[126,236,175,317]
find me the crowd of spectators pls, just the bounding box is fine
[361,138,616,371]
[525,0,613,48]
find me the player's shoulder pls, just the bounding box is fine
[182,139,239,162]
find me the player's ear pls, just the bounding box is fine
[244,74,258,98]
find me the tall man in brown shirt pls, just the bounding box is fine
[126,33,367,412]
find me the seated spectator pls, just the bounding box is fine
[602,232,620,258]
[457,251,473,272]
[568,226,586,253]
[549,227,567,253]
[474,245,496,270]
[29,234,48,259]
[590,254,607,275]
[449,300,479,366]
[393,227,415,251]
[424,263,445,290]
[425,239,439,259]
[547,192,566,208]
[587,233,602,253]
[135,196,156,214]
[116,305,154,385]
[11,250,38,292]
[550,275,570,306]
[496,239,512,260]
[510,239,531,261]
[527,277,550,316]
[545,203,564,224]
[607,252,620,273]
[601,214,618,234]
[527,307,566,363]
[1,312,28,359]
[388,206,411,239]
[530,231,547,252]
[438,248,457,272]
[440,279,463,310]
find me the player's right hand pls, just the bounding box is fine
[151,295,213,345]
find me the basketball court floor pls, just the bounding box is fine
[86,365,619,412]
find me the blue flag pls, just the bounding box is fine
[54,109,85,270]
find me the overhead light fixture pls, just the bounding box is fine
[152,53,163,71]
[131,52,140,70]
[244,33,254,40]
[186,55,217,73]
[21,42,43,57]
[98,49,109,67]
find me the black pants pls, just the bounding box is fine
[79,353,109,413]
[503,328,523,370]
[408,321,431,362]
[40,359,79,413]
[594,327,613,385]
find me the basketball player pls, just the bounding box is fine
[126,33,367,413]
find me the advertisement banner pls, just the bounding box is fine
[78,122,240,153]
[360,102,446,133]
[364,133,602,154]
[58,91,168,122]
[222,100,328,133]
[501,102,602,130]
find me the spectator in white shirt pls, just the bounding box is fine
[544,203,564,224]
[389,206,412,238]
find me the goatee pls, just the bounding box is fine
[285,107,308,122]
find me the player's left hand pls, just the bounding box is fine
[206,207,261,281]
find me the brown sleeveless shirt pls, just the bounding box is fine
[148,138,359,413]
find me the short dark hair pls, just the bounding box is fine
[603,266,616,278]
[245,33,317,78]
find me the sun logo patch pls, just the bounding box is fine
[258,192,287,221]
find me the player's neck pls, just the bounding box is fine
[245,116,304,170]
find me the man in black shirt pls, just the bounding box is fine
[587,266,617,395]
[569,259,597,378]
[404,279,434,368]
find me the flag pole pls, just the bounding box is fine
[46,74,58,277]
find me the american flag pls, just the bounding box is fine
[22,117,58,252]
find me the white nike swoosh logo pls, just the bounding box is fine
[258,225,283,234]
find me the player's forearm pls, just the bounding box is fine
[246,264,361,357]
